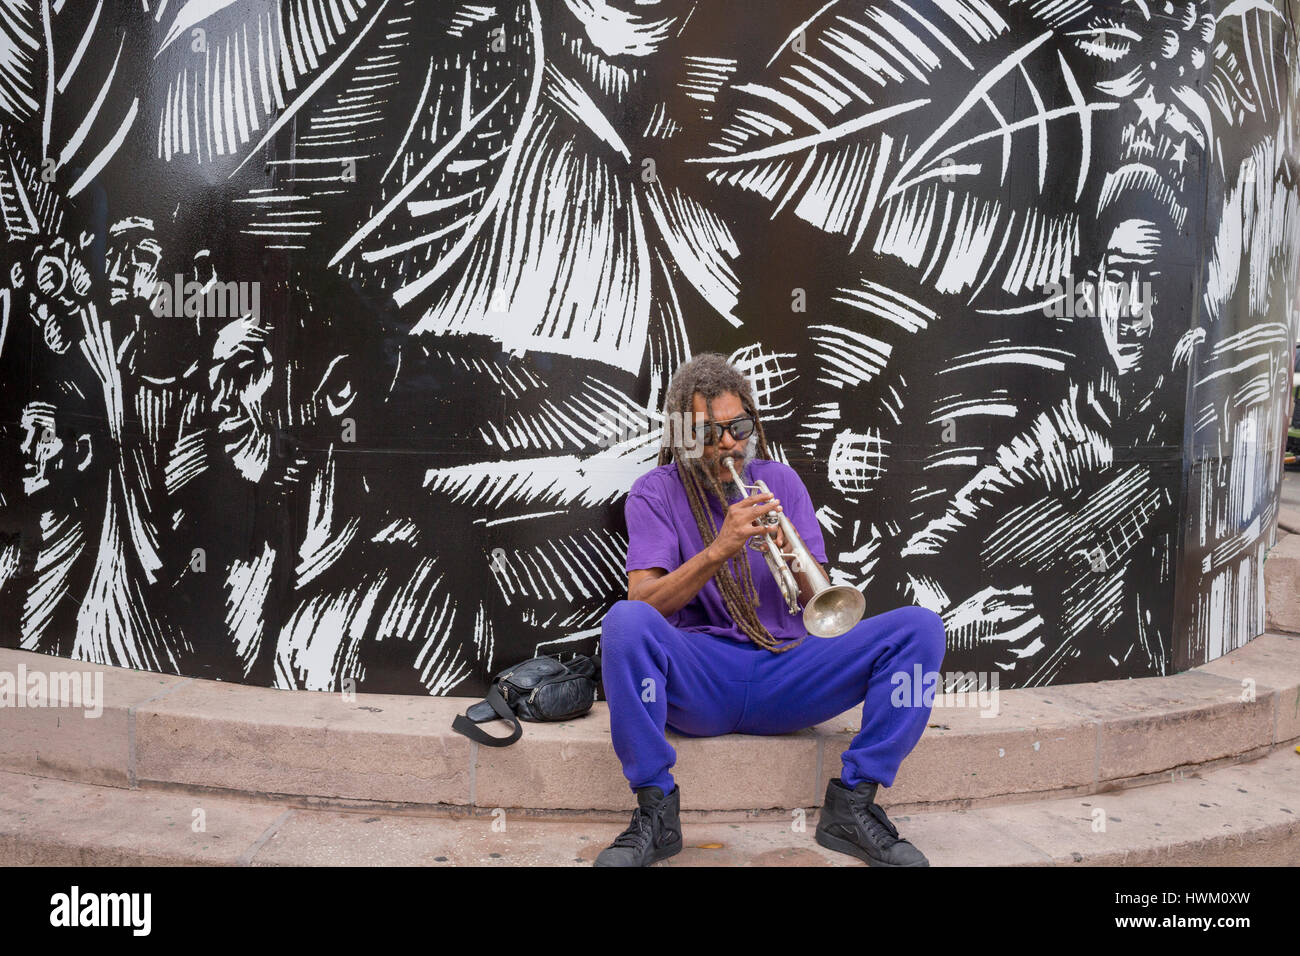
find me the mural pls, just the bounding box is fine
[0,0,1297,695]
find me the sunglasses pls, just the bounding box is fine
[693,416,756,445]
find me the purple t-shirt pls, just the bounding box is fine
[623,459,829,646]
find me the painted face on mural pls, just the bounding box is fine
[208,317,275,483]
[105,221,164,308]
[1096,218,1159,379]
[19,402,91,498]
[203,269,367,486]
[1076,3,1209,395]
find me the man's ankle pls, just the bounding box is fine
[634,782,675,796]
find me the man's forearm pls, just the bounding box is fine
[629,545,730,617]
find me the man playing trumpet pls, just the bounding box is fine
[596,353,946,867]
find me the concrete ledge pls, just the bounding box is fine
[1266,532,1300,633]
[134,681,474,807]
[2,747,1295,866]
[3,633,1298,814]
[0,654,188,789]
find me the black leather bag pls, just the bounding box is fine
[451,654,599,747]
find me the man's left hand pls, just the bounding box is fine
[768,524,786,552]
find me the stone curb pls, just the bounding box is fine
[2,746,1295,866]
[3,633,1297,813]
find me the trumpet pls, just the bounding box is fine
[724,458,866,638]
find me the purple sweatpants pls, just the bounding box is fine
[599,600,947,794]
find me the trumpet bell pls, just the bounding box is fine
[804,585,867,638]
[722,456,866,639]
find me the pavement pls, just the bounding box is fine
[1282,466,1300,510]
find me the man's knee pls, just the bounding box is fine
[900,605,947,664]
[601,599,659,655]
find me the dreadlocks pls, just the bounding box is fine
[656,353,797,653]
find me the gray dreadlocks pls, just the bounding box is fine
[657,353,794,652]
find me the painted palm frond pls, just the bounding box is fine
[422,441,655,511]
[490,526,629,609]
[0,0,136,209]
[400,70,749,376]
[152,0,392,168]
[320,1,543,285]
[1209,0,1288,121]
[0,127,61,238]
[142,0,544,264]
[685,1,1112,255]
[0,0,42,127]
[402,99,648,364]
[483,374,651,453]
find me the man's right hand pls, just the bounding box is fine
[707,492,783,562]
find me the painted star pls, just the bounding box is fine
[1169,138,1187,173]
[1135,86,1165,132]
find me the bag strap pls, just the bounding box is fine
[451,685,523,747]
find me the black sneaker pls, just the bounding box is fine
[814,778,929,867]
[593,785,683,867]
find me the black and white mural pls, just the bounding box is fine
[1,0,1297,694]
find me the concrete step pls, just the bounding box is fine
[2,633,1298,814]
[2,746,1296,866]
[1266,521,1300,632]
[1276,505,1300,535]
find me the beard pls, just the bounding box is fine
[688,437,756,503]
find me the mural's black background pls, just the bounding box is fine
[1,0,1296,694]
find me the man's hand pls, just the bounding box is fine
[707,491,783,562]
[626,499,777,616]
